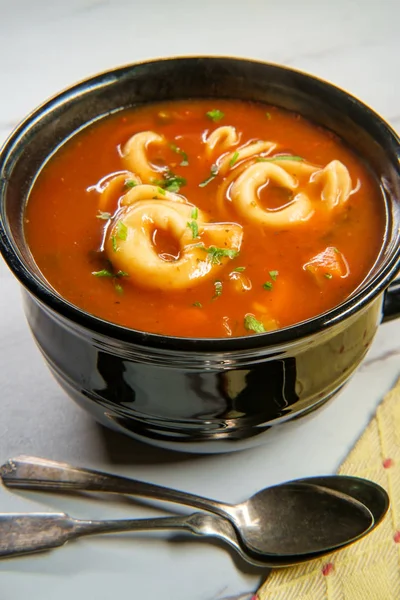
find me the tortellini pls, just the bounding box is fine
[230,162,314,226]
[122,131,166,182]
[205,126,239,158]
[214,138,354,226]
[98,171,141,212]
[310,160,353,208]
[98,127,355,293]
[106,200,243,291]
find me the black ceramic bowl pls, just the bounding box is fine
[1,57,400,453]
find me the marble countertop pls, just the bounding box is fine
[0,1,399,599]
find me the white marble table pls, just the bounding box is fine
[1,1,399,598]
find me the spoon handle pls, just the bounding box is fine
[0,511,206,558]
[0,456,231,518]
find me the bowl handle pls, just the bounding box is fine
[382,274,400,322]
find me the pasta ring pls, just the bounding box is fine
[205,126,239,158]
[122,131,166,182]
[230,162,314,226]
[311,160,352,209]
[98,172,141,212]
[106,200,243,291]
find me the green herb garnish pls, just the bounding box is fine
[92,268,129,278]
[124,179,137,189]
[157,186,166,195]
[203,246,239,265]
[92,269,114,278]
[244,314,266,334]
[114,283,123,295]
[199,164,218,188]
[263,281,273,290]
[269,270,279,281]
[193,301,203,308]
[96,211,112,220]
[187,205,199,238]
[256,155,304,163]
[170,143,189,166]
[213,280,223,298]
[111,235,117,252]
[233,266,246,272]
[324,273,333,279]
[187,220,199,239]
[117,221,128,241]
[154,170,187,193]
[229,151,239,168]
[206,109,224,122]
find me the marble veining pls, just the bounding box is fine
[0,1,399,599]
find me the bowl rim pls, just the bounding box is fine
[1,55,400,353]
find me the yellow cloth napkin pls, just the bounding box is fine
[257,377,400,600]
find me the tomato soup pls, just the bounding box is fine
[24,100,385,338]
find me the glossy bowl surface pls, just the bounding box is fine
[1,57,400,452]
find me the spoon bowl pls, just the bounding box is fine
[296,475,389,527]
[229,482,374,556]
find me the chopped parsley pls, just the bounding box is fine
[92,268,129,279]
[269,270,279,281]
[96,211,112,220]
[124,179,137,189]
[187,205,199,238]
[203,246,239,265]
[265,112,271,120]
[256,155,304,163]
[117,221,128,241]
[193,301,203,308]
[199,164,218,187]
[111,235,117,252]
[187,220,199,239]
[233,266,246,272]
[92,269,114,278]
[324,273,333,279]
[333,247,340,254]
[157,186,166,195]
[114,282,124,295]
[213,280,223,299]
[244,314,266,334]
[170,143,189,166]
[263,281,273,290]
[229,151,239,168]
[154,170,187,193]
[206,109,224,122]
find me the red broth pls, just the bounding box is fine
[24,100,385,338]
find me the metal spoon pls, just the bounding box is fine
[0,510,267,563]
[0,493,384,566]
[0,456,383,559]
[0,472,389,566]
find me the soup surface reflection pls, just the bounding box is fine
[24,100,385,338]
